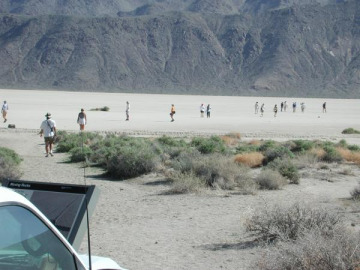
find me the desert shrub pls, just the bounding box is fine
[170,149,203,173]
[258,140,278,152]
[234,152,264,168]
[69,146,93,162]
[0,147,22,165]
[336,139,348,148]
[156,136,187,148]
[0,147,22,181]
[347,144,360,151]
[350,182,360,200]
[165,171,205,194]
[321,145,343,163]
[290,140,314,153]
[255,169,287,190]
[342,127,360,134]
[255,228,360,270]
[87,134,144,165]
[263,146,294,164]
[106,142,159,179]
[235,143,260,154]
[191,136,226,154]
[56,131,102,153]
[246,203,342,242]
[90,106,110,111]
[154,136,189,160]
[267,158,300,184]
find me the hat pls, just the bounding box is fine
[45,112,51,118]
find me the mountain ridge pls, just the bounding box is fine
[0,0,358,97]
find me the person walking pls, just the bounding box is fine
[77,108,87,131]
[280,102,284,112]
[322,102,327,113]
[255,102,259,114]
[260,103,265,117]
[125,101,130,121]
[170,104,175,122]
[301,102,305,113]
[39,113,56,157]
[206,104,211,118]
[284,101,288,112]
[200,104,205,117]
[1,100,8,123]
[292,102,297,113]
[273,104,278,117]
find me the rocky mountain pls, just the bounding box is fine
[0,0,359,97]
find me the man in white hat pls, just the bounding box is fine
[39,113,57,157]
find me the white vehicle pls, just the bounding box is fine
[0,186,128,270]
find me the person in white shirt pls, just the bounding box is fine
[200,104,205,117]
[39,113,57,157]
[1,101,8,123]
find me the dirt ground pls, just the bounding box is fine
[1,89,360,270]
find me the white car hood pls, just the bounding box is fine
[78,254,128,270]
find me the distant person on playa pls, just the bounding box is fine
[39,112,56,157]
[77,108,87,131]
[323,102,327,113]
[1,100,8,123]
[255,102,259,114]
[292,102,297,113]
[284,101,288,112]
[206,104,211,118]
[280,102,284,112]
[125,101,130,121]
[273,104,278,117]
[260,103,265,117]
[301,102,305,113]
[170,104,175,122]
[200,104,205,117]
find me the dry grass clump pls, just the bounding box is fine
[309,147,326,159]
[246,203,342,241]
[192,154,252,190]
[170,153,257,193]
[292,152,319,169]
[165,172,205,194]
[249,203,360,270]
[256,228,360,270]
[234,152,264,168]
[221,132,241,146]
[248,139,262,146]
[337,147,360,165]
[350,182,360,200]
[255,169,287,190]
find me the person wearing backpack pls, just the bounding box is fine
[39,112,56,157]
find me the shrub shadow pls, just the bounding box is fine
[201,238,262,251]
[144,179,172,186]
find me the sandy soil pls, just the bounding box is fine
[0,89,360,270]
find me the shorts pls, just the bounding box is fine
[44,136,54,143]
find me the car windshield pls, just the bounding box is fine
[0,205,78,270]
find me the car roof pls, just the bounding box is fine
[0,186,33,206]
